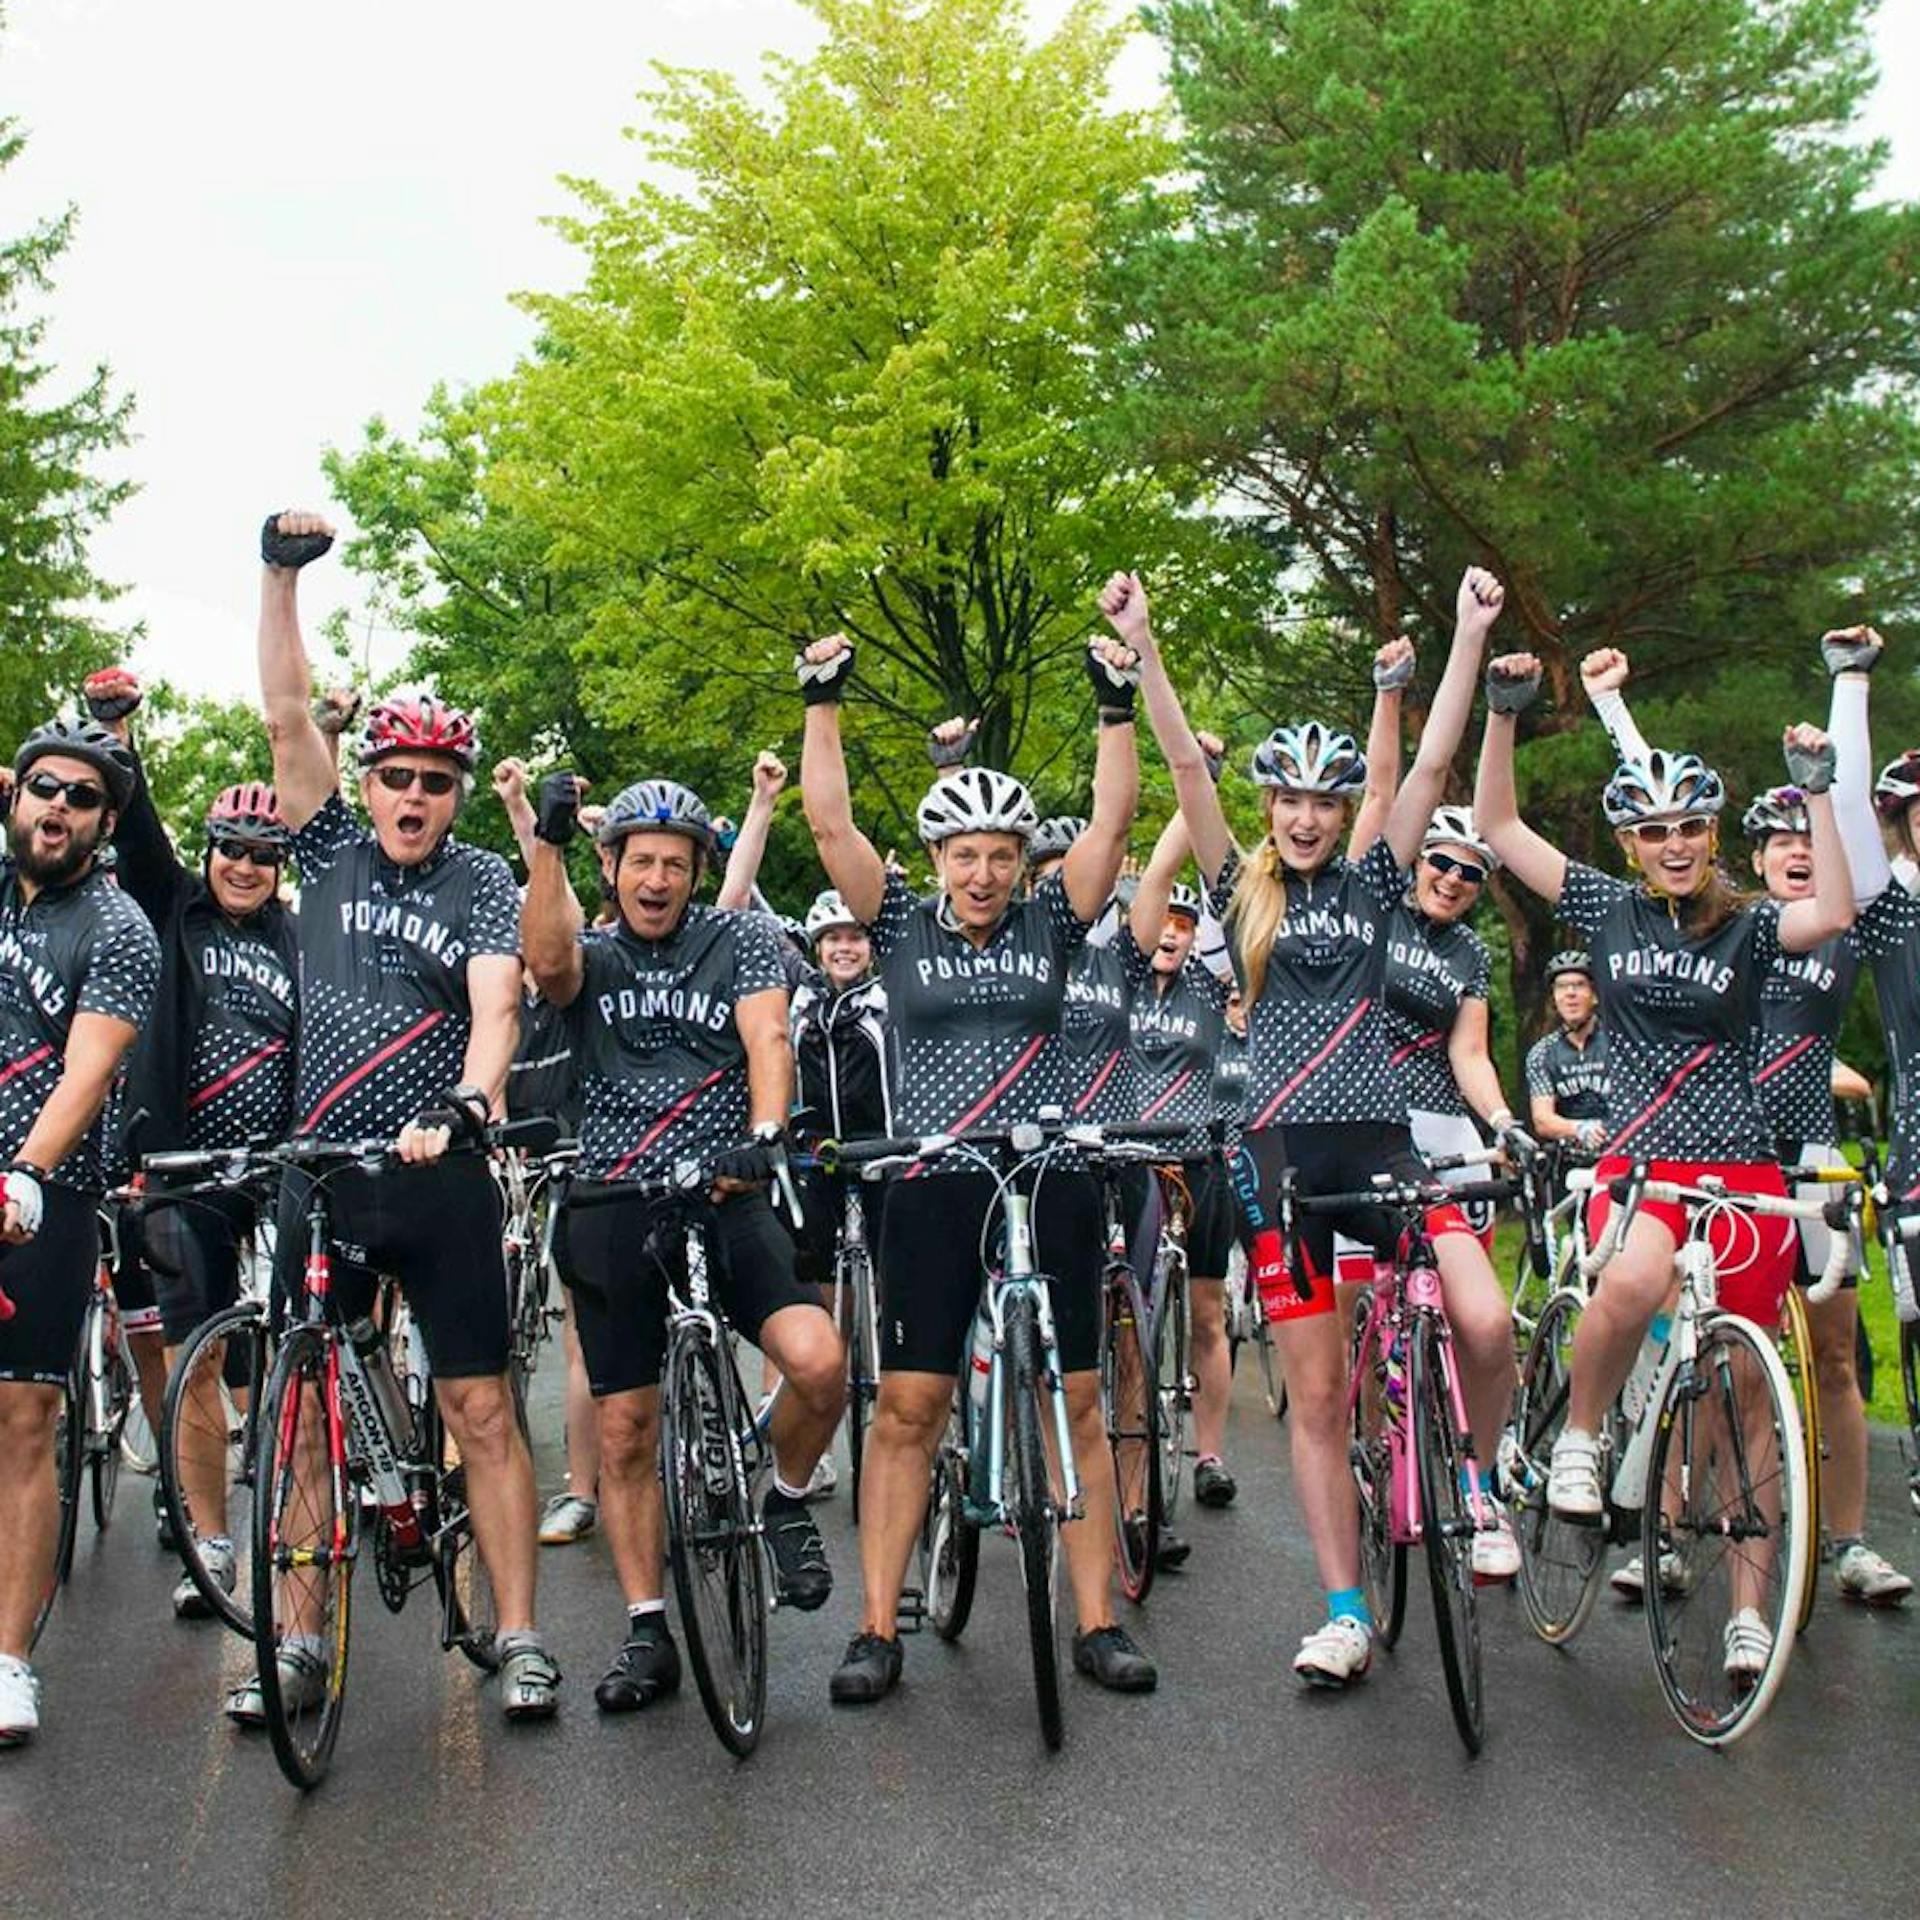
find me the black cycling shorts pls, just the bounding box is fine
[788,1163,889,1294]
[1236,1121,1433,1287]
[271,1156,509,1381]
[565,1185,818,1397]
[108,1203,159,1332]
[1182,1156,1237,1280]
[0,1183,104,1387]
[143,1185,260,1345]
[877,1168,1102,1377]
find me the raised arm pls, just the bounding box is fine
[520,774,588,1008]
[1578,648,1652,764]
[1822,626,1893,905]
[1472,653,1568,905]
[1129,808,1190,953]
[491,757,541,872]
[83,671,187,926]
[1384,568,1505,868]
[256,510,343,829]
[1102,572,1233,885]
[1061,637,1139,922]
[795,635,887,924]
[1348,638,1412,858]
[1776,725,1855,952]
[717,750,787,912]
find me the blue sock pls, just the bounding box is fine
[1327,1586,1371,1628]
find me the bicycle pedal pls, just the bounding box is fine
[894,1587,926,1634]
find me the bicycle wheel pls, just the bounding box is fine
[88,1304,132,1530]
[919,1408,978,1641]
[844,1244,879,1518]
[1643,1311,1808,1746]
[1411,1314,1484,1754]
[424,1399,500,1671]
[1903,1321,1920,1517]
[1509,1232,1551,1363]
[1005,1289,1063,1752]
[661,1321,767,1756]
[1348,1299,1406,1647]
[1853,1310,1874,1408]
[503,1243,539,1440]
[1101,1265,1160,1604]
[1511,1288,1609,1644]
[252,1326,353,1790]
[30,1379,84,1652]
[1775,1285,1821,1632]
[160,1301,269,1637]
[1155,1261,1190,1524]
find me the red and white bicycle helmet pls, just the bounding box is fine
[205,781,289,848]
[357,693,478,772]
[1874,749,1920,822]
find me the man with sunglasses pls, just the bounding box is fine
[252,508,558,1721]
[0,716,159,1748]
[81,669,299,1621]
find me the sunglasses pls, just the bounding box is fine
[22,771,107,811]
[1423,851,1487,885]
[371,765,460,797]
[209,837,283,868]
[1631,815,1713,849]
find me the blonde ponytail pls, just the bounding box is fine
[1225,838,1288,1006]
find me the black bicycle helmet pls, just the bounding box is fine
[14,718,138,811]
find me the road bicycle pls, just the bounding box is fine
[1090,1157,1161,1601]
[497,1140,570,1432]
[1225,1238,1284,1420]
[1507,1141,1596,1357]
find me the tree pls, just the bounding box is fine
[1123,0,1920,1062]
[0,75,135,750]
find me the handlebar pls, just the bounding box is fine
[560,1137,806,1234]
[819,1117,1194,1176]
[141,1115,563,1186]
[1294,1176,1520,1216]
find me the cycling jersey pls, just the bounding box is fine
[1212,1026,1249,1128]
[0,860,159,1190]
[1524,1026,1609,1122]
[1126,933,1228,1154]
[1380,900,1489,1119]
[1555,862,1778,1161]
[1851,885,1920,1193]
[1204,839,1405,1131]
[867,870,1090,1142]
[790,972,891,1141]
[1754,930,1859,1153]
[567,906,787,1183]
[1063,937,1146,1123]
[507,988,575,1124]
[290,796,519,1140]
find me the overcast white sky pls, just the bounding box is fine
[3,1,1915,705]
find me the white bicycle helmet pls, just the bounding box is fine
[1874,750,1920,821]
[1029,815,1087,863]
[1600,749,1725,828]
[1166,882,1202,921]
[1741,785,1809,843]
[804,889,865,942]
[916,767,1038,845]
[595,779,715,852]
[1420,804,1498,871]
[1249,722,1366,794]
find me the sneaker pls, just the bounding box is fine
[0,1655,41,1748]
[829,1631,903,1704]
[153,1481,177,1553]
[1193,1457,1237,1509]
[593,1621,680,1713]
[1835,1542,1913,1607]
[538,1494,598,1546]
[1609,1549,1692,1602]
[1156,1527,1193,1571]
[762,1487,832,1611]
[803,1453,838,1502]
[225,1645,328,1727]
[1723,1607,1773,1682]
[1292,1615,1373,1689]
[497,1631,561,1720]
[1072,1624,1158,1693]
[1547,1428,1604,1521]
[1471,1511,1520,1584]
[173,1537,236,1619]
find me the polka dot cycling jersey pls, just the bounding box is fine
[1555,861,1779,1162]
[1126,932,1229,1155]
[1380,900,1490,1120]
[289,795,519,1141]
[182,915,298,1148]
[1524,1027,1609,1122]
[868,869,1091,1147]
[0,862,159,1191]
[1754,929,1859,1154]
[1212,1026,1249,1126]
[567,905,787,1183]
[1061,936,1147,1124]
[1203,838,1407,1131]
[1851,885,1920,1194]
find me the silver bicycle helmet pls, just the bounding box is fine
[1741,785,1810,843]
[1028,815,1087,863]
[804,889,865,943]
[1420,804,1498,871]
[916,767,1038,845]
[1600,749,1725,828]
[594,779,715,853]
[1544,949,1593,983]
[1249,722,1366,794]
[1166,882,1202,921]
[14,718,138,811]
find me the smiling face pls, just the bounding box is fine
[1265,790,1348,876]
[1155,910,1197,974]
[9,753,114,887]
[932,831,1024,930]
[1753,829,1814,902]
[1414,842,1487,924]
[1552,971,1597,1028]
[816,924,872,986]
[601,830,702,939]
[206,837,282,918]
[360,753,463,866]
[1617,814,1715,901]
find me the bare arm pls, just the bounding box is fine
[1129,810,1189,953]
[16,1013,136,1179]
[796,637,887,924]
[459,955,522,1117]
[1777,733,1855,952]
[1446,998,1513,1129]
[1529,1090,1582,1144]
[1061,639,1138,923]
[1472,654,1568,904]
[718,751,786,912]
[491,758,540,871]
[257,512,343,829]
[1348,639,1411,858]
[737,989,795,1132]
[521,837,587,1008]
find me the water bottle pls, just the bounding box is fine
[965,1295,995,1420]
[1620,1310,1673,1424]
[345,1315,413,1445]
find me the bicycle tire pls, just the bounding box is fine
[253,1325,353,1790]
[844,1244,879,1520]
[1006,1289,1064,1752]
[1101,1265,1159,1604]
[1347,1296,1406,1647]
[1512,1288,1609,1645]
[503,1243,538,1442]
[1257,1312,1285,1422]
[661,1320,767,1756]
[160,1300,269,1637]
[1411,1313,1485,1754]
[88,1305,132,1530]
[1643,1311,1808,1747]
[1156,1260,1190,1525]
[920,1408,979,1641]
[30,1378,84,1652]
[424,1399,501,1672]
[1776,1285,1821,1632]
[1853,1309,1874,1408]
[1903,1320,1920,1518]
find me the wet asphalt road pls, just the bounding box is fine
[4,1363,1918,1920]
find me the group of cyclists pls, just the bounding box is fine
[0,507,1910,1758]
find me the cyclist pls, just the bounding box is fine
[0,716,159,1748]
[798,622,1156,1705]
[248,510,558,1721]
[521,771,845,1715]
[1122,565,1518,1688]
[1472,646,1853,1680]
[84,669,299,1617]
[1524,952,1610,1154]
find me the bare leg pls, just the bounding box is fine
[1189,1277,1231,1460]
[0,1384,64,1658]
[1275,1310,1359,1593]
[436,1373,538,1632]
[594,1388,664,1604]
[854,1372,950,1637]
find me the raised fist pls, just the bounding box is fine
[1782,723,1836,796]
[1579,648,1630,699]
[796,633,856,706]
[926,716,978,770]
[534,771,587,846]
[491,757,530,809]
[1457,567,1505,640]
[1196,729,1226,785]
[752,749,788,801]
[1372,637,1415,693]
[313,687,364,738]
[1085,635,1140,715]
[1485,653,1543,716]
[1097,571,1152,654]
[261,509,335,571]
[83,668,142,728]
[1820,625,1883,678]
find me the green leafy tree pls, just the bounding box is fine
[1125,0,1920,1063]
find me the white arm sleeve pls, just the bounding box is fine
[1196,903,1233,982]
[1589,688,1651,764]
[1828,673,1892,904]
[1084,894,1120,950]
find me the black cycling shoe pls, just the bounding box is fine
[1073,1625,1158,1693]
[1156,1528,1193,1570]
[829,1632,903,1704]
[763,1487,832,1611]
[153,1481,178,1553]
[593,1622,681,1713]
[1193,1459,1238,1509]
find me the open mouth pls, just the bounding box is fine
[1783,860,1813,886]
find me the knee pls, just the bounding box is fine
[0,1386,61,1449]
[874,1384,946,1454]
[1812,1337,1858,1398]
[771,1315,845,1410]
[598,1401,659,1480]
[438,1377,515,1458]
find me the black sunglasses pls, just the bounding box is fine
[1424,850,1488,885]
[22,770,107,811]
[372,765,459,797]
[209,836,283,868]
